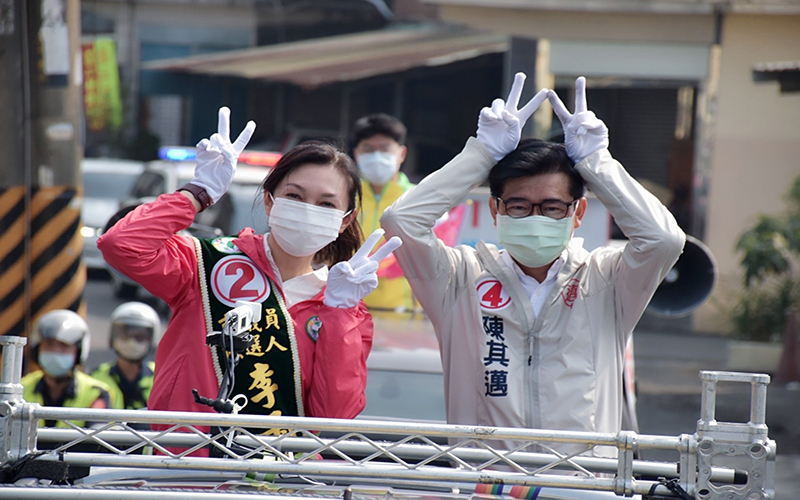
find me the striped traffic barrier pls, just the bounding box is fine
[0,185,86,338]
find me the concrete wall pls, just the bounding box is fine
[82,1,257,139]
[695,14,800,332]
[435,3,800,335]
[435,4,716,43]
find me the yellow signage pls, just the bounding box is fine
[82,38,122,132]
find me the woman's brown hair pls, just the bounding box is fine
[261,141,364,266]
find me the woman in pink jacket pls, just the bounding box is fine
[98,108,400,437]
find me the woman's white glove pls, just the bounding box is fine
[547,77,609,164]
[477,72,549,161]
[191,107,256,204]
[324,229,403,309]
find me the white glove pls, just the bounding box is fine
[476,72,549,161]
[191,107,256,204]
[547,77,609,164]
[324,229,403,309]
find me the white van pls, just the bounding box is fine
[81,158,145,272]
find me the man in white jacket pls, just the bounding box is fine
[380,75,685,458]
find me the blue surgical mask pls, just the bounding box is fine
[497,214,573,268]
[38,351,76,378]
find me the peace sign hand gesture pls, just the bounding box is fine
[547,77,609,164]
[324,229,403,309]
[192,107,257,204]
[477,72,549,161]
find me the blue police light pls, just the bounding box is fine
[158,146,197,161]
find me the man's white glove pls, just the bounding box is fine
[190,107,256,204]
[477,72,549,161]
[324,229,403,309]
[547,77,609,164]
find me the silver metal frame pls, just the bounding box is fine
[0,336,776,499]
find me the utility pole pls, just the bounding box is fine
[0,0,85,340]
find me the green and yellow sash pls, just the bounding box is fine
[194,236,304,428]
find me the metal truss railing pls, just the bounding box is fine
[0,336,776,500]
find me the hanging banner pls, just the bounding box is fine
[82,37,123,132]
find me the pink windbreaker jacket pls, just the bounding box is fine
[98,193,373,427]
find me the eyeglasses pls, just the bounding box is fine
[495,197,577,220]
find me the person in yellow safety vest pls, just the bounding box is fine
[91,302,161,410]
[351,113,416,311]
[22,310,115,428]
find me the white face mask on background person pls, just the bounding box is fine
[497,214,574,268]
[113,336,151,362]
[357,151,398,186]
[38,351,75,378]
[268,195,349,257]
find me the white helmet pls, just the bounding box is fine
[30,310,91,365]
[109,302,161,361]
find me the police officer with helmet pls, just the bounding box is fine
[21,310,115,428]
[91,302,160,410]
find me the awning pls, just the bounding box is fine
[426,0,800,15]
[753,61,800,93]
[142,26,508,88]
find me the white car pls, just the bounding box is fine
[81,158,145,272]
[362,310,445,422]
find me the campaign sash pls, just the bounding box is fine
[194,236,304,428]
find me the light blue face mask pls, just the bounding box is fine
[497,214,574,268]
[38,352,76,378]
[357,151,398,186]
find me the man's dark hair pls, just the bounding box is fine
[488,139,585,201]
[351,113,407,146]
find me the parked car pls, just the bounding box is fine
[105,146,279,298]
[362,310,445,422]
[81,158,145,273]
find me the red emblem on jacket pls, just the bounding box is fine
[561,279,580,308]
[477,279,512,310]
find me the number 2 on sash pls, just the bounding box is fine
[227,262,259,299]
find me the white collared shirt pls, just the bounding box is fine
[263,235,328,308]
[501,250,565,317]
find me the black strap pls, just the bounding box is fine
[647,478,692,500]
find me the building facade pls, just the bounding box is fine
[427,0,800,333]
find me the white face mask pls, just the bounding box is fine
[113,337,151,362]
[357,151,398,186]
[268,195,348,257]
[497,214,574,268]
[38,351,75,378]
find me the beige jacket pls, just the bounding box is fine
[381,138,685,456]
